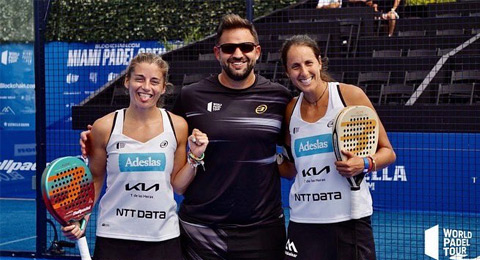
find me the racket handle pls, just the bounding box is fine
[76,236,92,260]
[350,190,363,219]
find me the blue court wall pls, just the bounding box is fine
[371,132,479,213]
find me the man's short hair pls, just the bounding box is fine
[215,14,259,45]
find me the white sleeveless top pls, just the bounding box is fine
[96,108,180,241]
[289,82,373,223]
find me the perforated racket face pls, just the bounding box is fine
[41,157,94,225]
[333,106,379,161]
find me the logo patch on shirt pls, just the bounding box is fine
[119,153,166,172]
[160,140,168,148]
[327,119,335,128]
[116,142,126,149]
[294,134,333,157]
[207,102,222,112]
[255,104,268,114]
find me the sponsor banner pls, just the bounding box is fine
[0,131,36,198]
[0,129,84,199]
[369,132,479,213]
[0,43,35,131]
[44,41,166,129]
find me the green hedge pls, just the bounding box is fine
[1,0,297,43]
[44,0,297,43]
[0,0,34,42]
[406,0,455,6]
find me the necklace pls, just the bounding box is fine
[304,82,328,105]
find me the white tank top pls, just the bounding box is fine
[96,108,180,241]
[289,82,373,223]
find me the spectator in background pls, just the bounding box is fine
[381,0,402,37]
[349,0,402,37]
[316,0,342,9]
[348,0,379,11]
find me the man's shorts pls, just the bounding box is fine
[180,218,286,260]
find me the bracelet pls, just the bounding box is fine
[187,157,204,170]
[367,155,377,172]
[362,157,370,173]
[188,151,204,161]
[187,151,205,171]
[366,157,373,172]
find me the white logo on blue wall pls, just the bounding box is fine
[1,50,20,65]
[1,51,7,65]
[294,134,332,157]
[119,153,166,172]
[22,50,33,65]
[108,72,119,81]
[1,106,15,115]
[89,72,98,83]
[425,225,479,260]
[66,73,79,84]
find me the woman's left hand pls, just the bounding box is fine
[334,150,365,178]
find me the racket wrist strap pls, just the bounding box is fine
[282,145,293,162]
[362,157,370,173]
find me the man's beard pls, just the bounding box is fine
[221,58,256,81]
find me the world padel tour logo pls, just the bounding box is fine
[207,102,222,112]
[425,225,479,259]
[119,153,166,172]
[1,50,19,65]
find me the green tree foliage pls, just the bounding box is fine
[0,0,34,42]
[43,0,297,43]
[0,0,297,43]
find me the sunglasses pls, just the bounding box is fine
[216,42,257,54]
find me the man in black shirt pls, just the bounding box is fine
[173,14,291,259]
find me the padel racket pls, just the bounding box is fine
[41,156,94,260]
[332,105,379,219]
